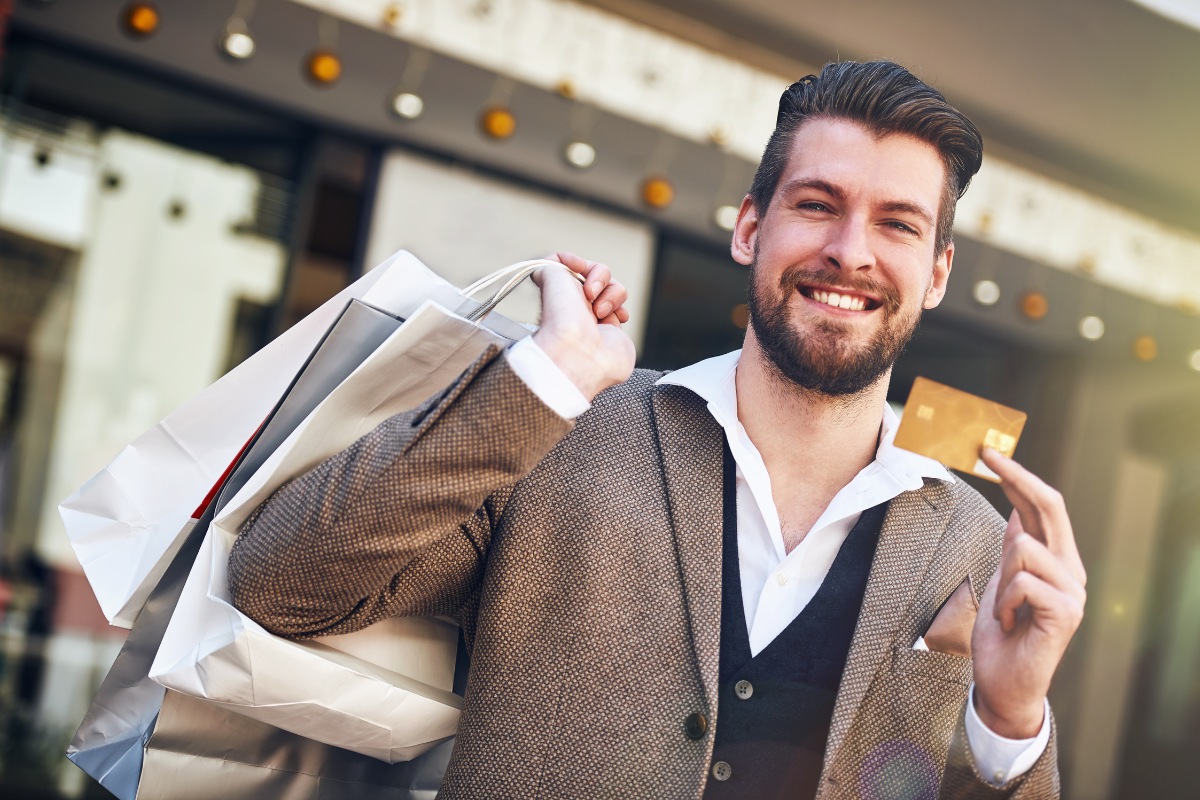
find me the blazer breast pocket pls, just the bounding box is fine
[892,644,973,688]
[921,575,979,658]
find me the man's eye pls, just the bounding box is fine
[798,201,830,212]
[887,221,919,235]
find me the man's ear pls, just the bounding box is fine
[923,241,954,309]
[730,195,759,267]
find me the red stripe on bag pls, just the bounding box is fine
[191,429,260,519]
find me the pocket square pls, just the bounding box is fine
[922,576,978,658]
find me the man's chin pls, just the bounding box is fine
[762,345,886,397]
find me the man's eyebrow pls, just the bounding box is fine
[778,178,845,202]
[879,200,935,231]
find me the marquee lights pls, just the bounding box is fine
[221,29,256,60]
[713,204,738,231]
[1133,335,1158,361]
[1079,315,1105,341]
[306,50,342,84]
[972,280,1001,306]
[390,92,425,119]
[122,2,159,37]
[181,2,1196,372]
[641,176,674,209]
[1020,291,1049,320]
[563,141,596,169]
[481,106,517,140]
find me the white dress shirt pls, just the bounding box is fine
[505,339,1049,786]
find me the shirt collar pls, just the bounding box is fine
[656,349,954,485]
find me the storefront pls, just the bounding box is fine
[2,1,1199,797]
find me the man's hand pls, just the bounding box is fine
[970,448,1087,739]
[531,252,636,401]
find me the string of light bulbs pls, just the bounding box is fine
[107,1,1200,371]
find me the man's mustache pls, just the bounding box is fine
[776,264,902,314]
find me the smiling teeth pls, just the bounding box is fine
[811,289,867,311]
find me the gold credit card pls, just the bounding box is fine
[893,377,1027,483]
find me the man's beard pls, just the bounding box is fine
[747,261,921,397]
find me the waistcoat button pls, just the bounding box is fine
[734,679,753,700]
[684,712,708,739]
[712,761,732,782]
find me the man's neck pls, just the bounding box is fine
[735,334,889,550]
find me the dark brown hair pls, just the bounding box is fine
[748,60,983,255]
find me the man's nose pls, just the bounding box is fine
[821,216,875,272]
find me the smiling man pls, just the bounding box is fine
[231,61,1082,799]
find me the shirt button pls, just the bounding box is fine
[775,573,789,586]
[712,761,732,782]
[992,769,1006,784]
[734,680,754,700]
[684,712,708,740]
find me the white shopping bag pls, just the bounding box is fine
[148,258,566,762]
[59,251,530,628]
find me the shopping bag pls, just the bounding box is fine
[148,302,509,761]
[59,251,533,628]
[148,256,570,762]
[135,691,452,799]
[66,502,214,800]
[67,501,453,800]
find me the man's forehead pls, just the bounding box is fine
[780,117,946,203]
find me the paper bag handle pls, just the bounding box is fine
[463,259,585,323]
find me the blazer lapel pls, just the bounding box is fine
[822,478,955,775]
[649,384,725,708]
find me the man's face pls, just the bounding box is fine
[731,117,953,396]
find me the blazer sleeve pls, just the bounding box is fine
[939,708,1060,798]
[227,346,572,641]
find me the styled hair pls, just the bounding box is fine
[748,60,983,255]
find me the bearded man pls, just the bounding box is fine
[230,60,1083,799]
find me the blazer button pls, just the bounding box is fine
[734,679,753,700]
[712,761,732,782]
[684,712,708,739]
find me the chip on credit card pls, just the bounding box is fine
[893,377,1027,483]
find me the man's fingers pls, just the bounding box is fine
[997,532,1086,614]
[994,570,1085,635]
[981,448,1085,585]
[581,261,611,301]
[980,448,1062,542]
[593,281,627,321]
[552,251,590,276]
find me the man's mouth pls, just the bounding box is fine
[797,285,880,312]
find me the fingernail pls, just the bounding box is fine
[596,302,611,318]
[589,281,602,297]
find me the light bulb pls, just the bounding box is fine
[972,280,1000,306]
[1079,316,1105,340]
[480,107,517,140]
[563,141,595,169]
[390,92,424,119]
[307,51,342,85]
[220,30,255,60]
[713,205,738,231]
[1020,291,1049,320]
[123,2,160,37]
[641,177,674,209]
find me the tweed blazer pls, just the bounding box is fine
[229,348,1060,799]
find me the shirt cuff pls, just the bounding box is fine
[965,683,1051,787]
[505,337,591,420]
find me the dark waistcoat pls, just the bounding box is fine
[703,446,887,800]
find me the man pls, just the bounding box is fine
[230,61,1084,798]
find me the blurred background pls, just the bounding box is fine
[0,0,1198,797]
